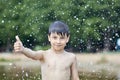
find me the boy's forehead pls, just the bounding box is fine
[50,32,67,36]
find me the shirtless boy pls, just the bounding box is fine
[14,21,79,80]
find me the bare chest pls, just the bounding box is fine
[43,54,72,70]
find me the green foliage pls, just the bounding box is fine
[0,0,120,52]
[34,45,51,50]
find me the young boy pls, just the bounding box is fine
[14,21,79,80]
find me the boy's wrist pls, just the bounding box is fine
[21,46,26,53]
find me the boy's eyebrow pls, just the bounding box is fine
[49,32,69,37]
[57,32,66,36]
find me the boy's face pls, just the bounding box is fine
[48,32,69,52]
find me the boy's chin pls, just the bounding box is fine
[54,48,64,51]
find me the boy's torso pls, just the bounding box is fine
[40,50,75,80]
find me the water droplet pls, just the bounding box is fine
[16,74,19,77]
[27,39,30,42]
[9,63,13,66]
[1,20,4,23]
[3,73,6,76]
[25,72,29,77]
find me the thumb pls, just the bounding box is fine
[15,35,21,42]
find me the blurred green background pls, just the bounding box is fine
[0,0,120,52]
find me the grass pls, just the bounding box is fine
[0,58,20,62]
[79,70,117,80]
[96,56,108,64]
[0,53,119,80]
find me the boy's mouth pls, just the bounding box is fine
[54,44,62,46]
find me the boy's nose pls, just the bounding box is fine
[56,39,61,43]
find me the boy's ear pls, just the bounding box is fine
[48,35,50,41]
[66,35,70,43]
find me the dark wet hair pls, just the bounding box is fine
[48,21,70,37]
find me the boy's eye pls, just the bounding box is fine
[60,37,65,39]
[53,36,57,39]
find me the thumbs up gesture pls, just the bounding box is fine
[14,35,24,53]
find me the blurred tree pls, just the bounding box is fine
[0,0,120,52]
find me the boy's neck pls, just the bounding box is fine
[50,48,65,54]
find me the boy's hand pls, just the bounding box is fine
[14,35,24,53]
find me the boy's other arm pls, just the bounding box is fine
[14,35,44,60]
[70,56,79,80]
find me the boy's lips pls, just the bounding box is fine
[54,44,62,46]
[55,45,61,46]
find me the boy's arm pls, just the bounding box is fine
[71,56,79,80]
[14,36,44,60]
[21,47,44,60]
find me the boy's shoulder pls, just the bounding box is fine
[65,51,75,55]
[65,51,76,58]
[65,51,76,63]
